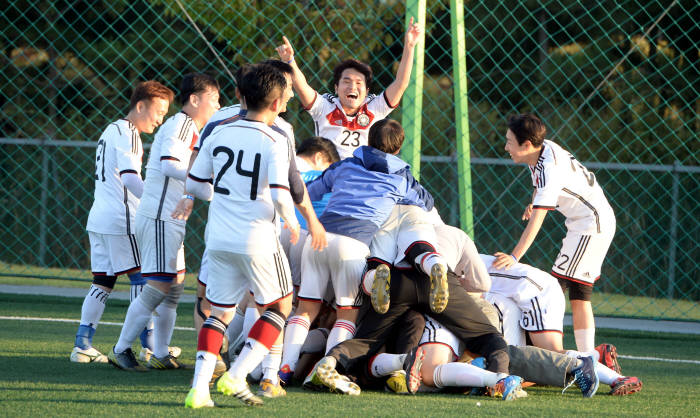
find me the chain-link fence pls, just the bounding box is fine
[2,0,698,321]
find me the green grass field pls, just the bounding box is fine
[1,292,698,417]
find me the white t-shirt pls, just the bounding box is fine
[530,140,614,234]
[86,119,142,235]
[189,119,291,255]
[306,92,396,159]
[138,112,199,223]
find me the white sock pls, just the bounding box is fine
[230,338,270,379]
[565,349,599,363]
[574,328,595,352]
[416,252,445,275]
[261,344,283,384]
[114,286,165,353]
[362,269,376,294]
[280,315,310,372]
[192,350,217,392]
[433,362,502,388]
[153,302,177,358]
[80,285,110,329]
[595,363,622,385]
[369,353,405,377]
[225,305,246,346]
[325,319,356,354]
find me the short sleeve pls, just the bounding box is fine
[162,116,196,162]
[306,92,333,121]
[366,91,397,120]
[114,126,141,175]
[531,162,561,209]
[188,140,213,183]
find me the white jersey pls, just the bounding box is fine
[306,92,396,159]
[138,112,199,223]
[530,140,614,234]
[86,119,142,235]
[189,119,291,255]
[479,254,557,303]
[197,104,294,161]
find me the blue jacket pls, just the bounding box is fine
[306,146,434,245]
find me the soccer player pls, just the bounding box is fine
[278,119,436,384]
[492,113,616,352]
[184,64,299,408]
[71,81,173,363]
[108,73,220,370]
[275,18,422,159]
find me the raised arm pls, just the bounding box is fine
[383,17,422,107]
[276,36,317,109]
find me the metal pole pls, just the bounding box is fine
[667,161,680,299]
[450,0,474,237]
[401,0,426,179]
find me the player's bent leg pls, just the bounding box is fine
[528,331,565,353]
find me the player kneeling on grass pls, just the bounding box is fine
[183,63,299,409]
[278,119,436,385]
[108,73,220,371]
[492,113,616,353]
[71,81,173,364]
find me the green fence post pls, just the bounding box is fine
[401,0,426,179]
[450,0,473,237]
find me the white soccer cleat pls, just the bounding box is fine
[70,346,108,363]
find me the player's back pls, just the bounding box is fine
[192,119,289,255]
[531,140,613,233]
[86,119,142,235]
[138,112,198,222]
[480,254,557,302]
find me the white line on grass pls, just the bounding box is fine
[3,315,700,365]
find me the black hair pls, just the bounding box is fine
[238,64,287,111]
[179,73,219,106]
[296,136,340,163]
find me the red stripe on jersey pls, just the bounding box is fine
[189,131,199,151]
[303,92,318,111]
[325,103,375,130]
[383,91,399,109]
[532,205,556,210]
[255,292,293,308]
[550,270,599,286]
[160,156,180,162]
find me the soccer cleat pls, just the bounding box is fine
[70,346,108,363]
[385,370,409,394]
[278,364,294,387]
[303,356,360,395]
[402,346,425,394]
[609,376,642,396]
[429,263,449,313]
[139,346,182,363]
[488,375,524,401]
[184,387,214,409]
[216,371,263,406]
[595,343,621,374]
[257,378,287,398]
[371,264,391,314]
[147,353,189,369]
[562,356,599,398]
[211,356,227,385]
[108,347,147,372]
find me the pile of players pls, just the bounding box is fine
[70,18,642,409]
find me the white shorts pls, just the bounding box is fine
[88,231,140,276]
[299,232,368,309]
[484,293,526,346]
[206,248,292,309]
[550,227,615,285]
[135,214,185,280]
[371,205,437,265]
[419,315,464,360]
[280,227,309,288]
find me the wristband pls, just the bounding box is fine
[510,254,518,263]
[286,56,294,64]
[182,194,194,201]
